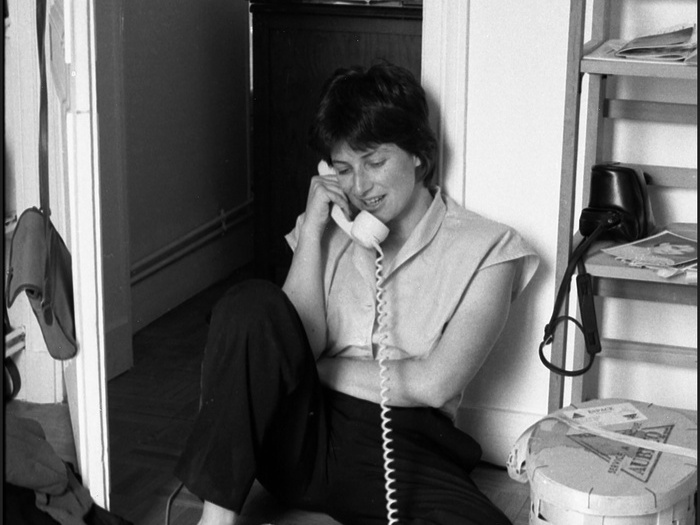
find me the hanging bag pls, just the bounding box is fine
[5,0,76,360]
[539,162,655,376]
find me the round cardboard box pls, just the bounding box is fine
[526,399,697,524]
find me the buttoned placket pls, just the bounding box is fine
[349,189,447,360]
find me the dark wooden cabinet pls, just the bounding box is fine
[251,2,422,282]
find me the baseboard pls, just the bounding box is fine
[455,404,545,467]
[130,218,254,332]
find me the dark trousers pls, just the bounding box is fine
[175,280,511,525]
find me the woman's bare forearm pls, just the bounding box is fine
[282,225,328,359]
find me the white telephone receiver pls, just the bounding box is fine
[317,160,389,249]
[330,205,389,250]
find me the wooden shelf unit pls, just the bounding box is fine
[549,0,698,411]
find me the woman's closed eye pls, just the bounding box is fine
[368,160,386,169]
[331,163,352,176]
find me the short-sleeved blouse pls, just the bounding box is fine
[286,187,539,416]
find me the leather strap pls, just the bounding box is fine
[36,0,54,309]
[37,0,49,221]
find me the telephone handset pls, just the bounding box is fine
[330,205,389,250]
[316,160,390,249]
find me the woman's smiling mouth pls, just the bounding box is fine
[361,195,386,210]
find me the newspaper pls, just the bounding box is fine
[614,23,697,63]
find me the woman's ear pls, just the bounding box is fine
[414,156,427,184]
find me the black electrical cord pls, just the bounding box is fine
[539,213,620,377]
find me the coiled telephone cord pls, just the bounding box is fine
[373,244,399,525]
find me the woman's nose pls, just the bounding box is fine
[352,167,371,195]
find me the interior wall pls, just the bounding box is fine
[121,0,253,330]
[95,2,134,379]
[461,1,573,463]
[5,0,255,401]
[422,0,572,465]
[423,0,696,465]
[458,0,572,411]
[4,0,64,403]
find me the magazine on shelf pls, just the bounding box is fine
[602,230,697,271]
[613,23,697,63]
[585,40,697,67]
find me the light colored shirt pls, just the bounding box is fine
[286,187,539,416]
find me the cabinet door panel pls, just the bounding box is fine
[253,10,422,281]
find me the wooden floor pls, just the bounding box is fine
[108,270,250,525]
[9,268,531,525]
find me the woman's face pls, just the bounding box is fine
[330,141,423,227]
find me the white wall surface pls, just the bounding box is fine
[423,0,572,464]
[423,0,697,464]
[5,0,64,403]
[458,1,571,414]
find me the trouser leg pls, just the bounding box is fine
[174,279,510,524]
[174,279,326,512]
[321,392,512,525]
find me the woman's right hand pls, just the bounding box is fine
[283,167,345,358]
[301,172,351,239]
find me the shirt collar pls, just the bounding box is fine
[346,187,444,279]
[350,187,447,282]
[384,186,445,277]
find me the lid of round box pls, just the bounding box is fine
[526,398,697,518]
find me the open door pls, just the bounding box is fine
[48,0,111,507]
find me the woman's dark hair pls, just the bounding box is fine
[309,63,438,187]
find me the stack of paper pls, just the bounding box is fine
[614,23,697,63]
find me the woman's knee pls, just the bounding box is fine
[209,279,308,359]
[202,279,315,395]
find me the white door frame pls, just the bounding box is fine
[421,0,470,204]
[60,0,110,508]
